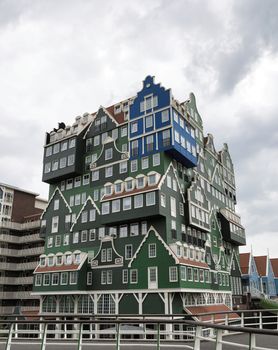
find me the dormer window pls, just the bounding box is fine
[148,174,157,186]
[115,104,121,114]
[115,182,123,194]
[56,255,63,265]
[74,253,81,264]
[105,184,113,196]
[125,179,134,192]
[40,257,46,266]
[48,256,54,266]
[65,254,72,265]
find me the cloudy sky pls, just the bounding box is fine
[0,0,277,256]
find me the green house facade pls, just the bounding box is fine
[33,76,245,316]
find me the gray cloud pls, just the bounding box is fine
[0,0,277,255]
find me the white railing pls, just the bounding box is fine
[0,246,43,257]
[0,291,37,299]
[0,233,43,244]
[0,310,277,350]
[0,276,33,285]
[0,220,41,231]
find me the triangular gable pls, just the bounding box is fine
[229,250,242,274]
[158,162,185,202]
[128,226,179,268]
[41,187,71,219]
[71,196,100,231]
[84,105,119,139]
[219,143,234,173]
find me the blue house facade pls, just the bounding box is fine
[129,76,197,168]
[240,253,261,298]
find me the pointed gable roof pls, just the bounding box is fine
[239,253,250,275]
[270,258,278,278]
[41,187,71,218]
[71,196,100,231]
[254,256,267,276]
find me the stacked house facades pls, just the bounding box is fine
[33,76,246,316]
[0,183,47,314]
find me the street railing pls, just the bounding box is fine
[0,309,277,350]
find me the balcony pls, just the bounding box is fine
[0,291,36,300]
[0,276,33,285]
[218,208,246,246]
[0,232,43,244]
[0,246,44,257]
[0,261,38,271]
[0,220,41,231]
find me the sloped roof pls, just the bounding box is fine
[239,253,250,275]
[254,256,267,276]
[185,304,239,323]
[106,105,127,125]
[178,257,209,269]
[270,258,278,277]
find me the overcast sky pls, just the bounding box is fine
[0,0,277,256]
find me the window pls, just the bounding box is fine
[179,203,184,216]
[167,175,171,188]
[74,176,81,187]
[161,109,169,123]
[120,161,127,174]
[89,229,96,241]
[61,181,65,191]
[51,216,59,233]
[105,148,113,160]
[61,140,68,151]
[131,121,138,133]
[107,270,112,284]
[188,267,193,281]
[54,199,59,211]
[110,199,120,213]
[149,243,156,258]
[123,197,132,210]
[169,266,178,282]
[194,269,199,282]
[125,179,134,191]
[35,274,42,286]
[142,221,147,235]
[81,211,88,223]
[146,192,156,206]
[153,153,160,166]
[98,227,105,239]
[120,225,128,238]
[81,230,88,242]
[83,174,90,185]
[91,170,100,182]
[87,272,93,285]
[148,174,157,185]
[162,129,171,147]
[136,176,145,188]
[73,232,79,244]
[101,249,107,262]
[125,244,133,260]
[102,202,110,215]
[44,162,51,173]
[142,157,149,169]
[60,272,68,285]
[63,234,69,246]
[43,274,50,286]
[130,223,139,236]
[75,194,81,206]
[55,235,61,247]
[130,160,138,172]
[69,138,76,148]
[145,115,153,129]
[131,140,139,156]
[66,178,73,190]
[173,180,177,191]
[121,126,127,137]
[65,254,72,265]
[134,194,143,208]
[101,271,106,285]
[45,146,52,157]
[52,273,59,285]
[60,157,67,168]
[52,160,58,171]
[81,192,86,204]
[70,271,77,284]
[70,195,74,206]
[122,269,128,284]
[67,154,75,166]
[160,193,166,207]
[146,135,154,152]
[122,143,127,152]
[130,269,138,284]
[105,166,113,178]
[112,128,118,140]
[53,143,60,154]
[181,266,186,281]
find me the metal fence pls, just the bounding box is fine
[0,309,278,350]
